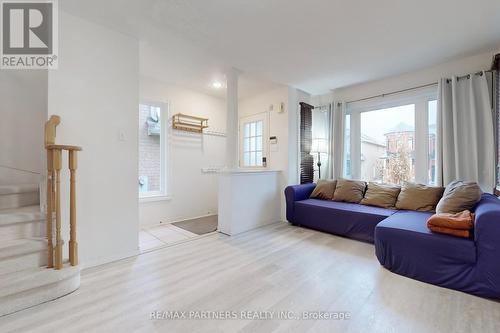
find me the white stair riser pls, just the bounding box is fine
[0,273,80,316]
[0,192,40,210]
[0,251,47,275]
[0,221,45,243]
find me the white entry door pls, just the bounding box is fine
[239,113,269,168]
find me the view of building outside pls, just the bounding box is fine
[354,102,437,185]
[344,114,351,178]
[361,104,415,184]
[360,133,387,182]
[428,100,437,185]
[383,122,415,184]
[138,104,162,194]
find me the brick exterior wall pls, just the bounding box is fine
[139,105,161,192]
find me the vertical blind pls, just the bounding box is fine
[299,102,314,184]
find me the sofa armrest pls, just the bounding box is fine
[474,194,500,243]
[284,183,316,224]
[474,194,500,296]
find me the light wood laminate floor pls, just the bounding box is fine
[1,223,499,333]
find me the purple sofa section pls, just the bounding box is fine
[376,194,500,299]
[295,199,396,243]
[285,183,395,242]
[470,194,500,297]
[375,211,479,295]
[285,184,500,299]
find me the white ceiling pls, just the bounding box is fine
[62,0,500,97]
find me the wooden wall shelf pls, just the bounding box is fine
[172,113,209,133]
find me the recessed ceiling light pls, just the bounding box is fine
[212,81,223,89]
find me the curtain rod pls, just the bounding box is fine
[346,82,437,104]
[446,69,494,83]
[344,69,495,105]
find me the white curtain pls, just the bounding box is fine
[326,101,346,179]
[436,72,495,193]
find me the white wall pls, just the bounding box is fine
[313,50,496,104]
[239,86,311,219]
[139,77,226,227]
[239,86,288,219]
[0,71,47,184]
[48,11,140,267]
[239,86,289,172]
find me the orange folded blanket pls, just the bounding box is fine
[427,210,475,238]
[427,225,471,238]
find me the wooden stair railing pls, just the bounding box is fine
[44,116,82,269]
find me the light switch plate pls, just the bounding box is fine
[118,129,126,141]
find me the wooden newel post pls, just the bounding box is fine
[69,150,78,266]
[54,149,63,270]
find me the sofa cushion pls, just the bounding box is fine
[294,199,396,243]
[395,183,444,212]
[361,182,401,209]
[333,179,366,203]
[436,180,482,214]
[310,179,337,200]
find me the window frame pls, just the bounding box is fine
[239,112,269,169]
[345,86,437,184]
[138,101,170,202]
[243,120,264,167]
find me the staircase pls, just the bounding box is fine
[0,183,80,316]
[0,116,82,317]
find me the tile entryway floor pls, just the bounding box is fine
[139,223,199,252]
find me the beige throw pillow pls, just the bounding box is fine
[310,179,337,200]
[436,180,482,214]
[333,179,366,203]
[395,183,444,212]
[360,183,401,209]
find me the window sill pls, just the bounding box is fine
[139,195,172,203]
[240,166,269,170]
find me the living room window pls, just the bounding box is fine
[344,114,351,178]
[360,104,415,183]
[311,106,330,181]
[343,87,437,185]
[138,102,169,200]
[428,100,438,185]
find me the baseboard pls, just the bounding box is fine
[80,248,141,270]
[140,213,218,229]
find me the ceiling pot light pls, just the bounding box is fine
[212,81,223,89]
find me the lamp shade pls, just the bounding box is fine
[312,138,328,153]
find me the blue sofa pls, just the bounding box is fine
[285,183,500,299]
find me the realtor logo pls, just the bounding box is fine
[1,0,58,69]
